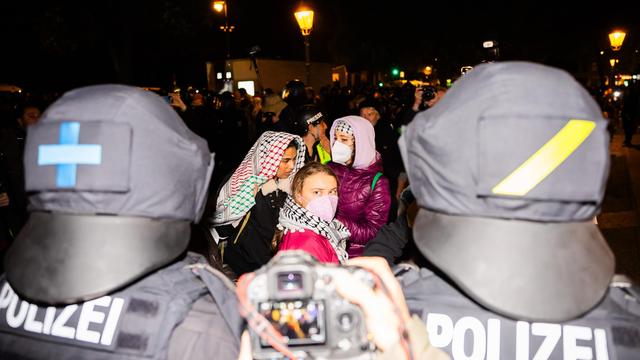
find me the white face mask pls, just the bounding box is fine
[331,141,353,165]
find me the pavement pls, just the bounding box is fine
[598,133,640,283]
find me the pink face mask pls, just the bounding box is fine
[305,195,339,222]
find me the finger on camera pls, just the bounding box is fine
[346,257,410,319]
[334,272,379,310]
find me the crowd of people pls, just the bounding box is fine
[0,61,639,360]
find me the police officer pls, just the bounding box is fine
[278,79,309,134]
[0,85,242,359]
[397,62,640,359]
[290,104,332,164]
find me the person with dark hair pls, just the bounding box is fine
[277,162,349,263]
[290,104,332,164]
[209,132,306,276]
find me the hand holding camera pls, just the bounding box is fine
[236,252,418,360]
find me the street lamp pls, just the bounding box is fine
[294,6,314,85]
[212,1,224,13]
[609,30,626,51]
[212,0,234,58]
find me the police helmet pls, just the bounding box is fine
[282,79,307,105]
[400,62,614,322]
[6,85,214,304]
[290,104,326,137]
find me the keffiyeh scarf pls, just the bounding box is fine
[213,131,305,225]
[278,196,350,263]
[334,119,354,136]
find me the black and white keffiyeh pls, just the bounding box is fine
[278,196,350,263]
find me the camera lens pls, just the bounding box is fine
[277,272,303,291]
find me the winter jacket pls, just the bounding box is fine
[222,188,287,275]
[329,155,391,257]
[279,229,340,264]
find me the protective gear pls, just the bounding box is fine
[6,85,214,305]
[316,143,332,164]
[397,265,640,360]
[281,79,307,106]
[400,61,614,322]
[305,195,339,222]
[290,104,326,137]
[331,141,352,165]
[1,85,239,359]
[0,253,242,360]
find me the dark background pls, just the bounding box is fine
[2,0,639,92]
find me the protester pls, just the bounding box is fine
[328,116,391,257]
[277,162,349,263]
[397,62,640,359]
[209,131,305,276]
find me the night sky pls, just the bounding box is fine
[2,0,639,92]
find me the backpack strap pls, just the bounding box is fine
[371,172,383,191]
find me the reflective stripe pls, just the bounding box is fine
[38,145,102,165]
[36,122,103,188]
[492,119,595,196]
[317,144,331,164]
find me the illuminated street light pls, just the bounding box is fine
[295,5,314,85]
[212,0,233,58]
[610,58,619,67]
[424,66,433,76]
[608,31,626,51]
[212,1,225,13]
[294,8,314,36]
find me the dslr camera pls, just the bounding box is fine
[242,251,375,359]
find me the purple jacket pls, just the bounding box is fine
[329,156,391,257]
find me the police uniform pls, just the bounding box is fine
[397,266,640,359]
[397,62,640,359]
[0,85,241,359]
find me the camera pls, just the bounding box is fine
[242,251,375,359]
[420,86,437,102]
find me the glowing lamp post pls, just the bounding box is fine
[295,7,314,85]
[212,1,234,58]
[608,31,626,51]
[607,30,626,88]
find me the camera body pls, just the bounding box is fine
[246,251,375,360]
[420,86,437,102]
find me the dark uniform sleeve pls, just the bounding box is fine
[168,294,240,360]
[363,213,411,265]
